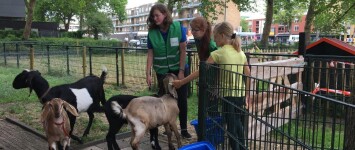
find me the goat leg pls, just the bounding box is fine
[130,123,146,150]
[68,115,83,144]
[149,128,161,150]
[164,124,175,150]
[106,119,124,150]
[83,111,95,137]
[170,123,182,148]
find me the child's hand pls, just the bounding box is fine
[172,80,182,89]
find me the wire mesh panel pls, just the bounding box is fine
[198,61,355,150]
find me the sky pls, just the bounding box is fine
[126,0,265,18]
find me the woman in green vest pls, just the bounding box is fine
[146,3,192,140]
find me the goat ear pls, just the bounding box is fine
[13,71,30,89]
[41,102,51,122]
[168,81,178,99]
[63,101,79,117]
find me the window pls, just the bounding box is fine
[294,18,299,23]
[294,25,299,31]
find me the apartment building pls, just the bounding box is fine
[111,0,241,40]
[246,15,306,43]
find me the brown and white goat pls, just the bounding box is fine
[41,98,79,150]
[115,73,182,150]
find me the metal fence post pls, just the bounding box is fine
[3,43,6,66]
[82,46,87,77]
[30,44,34,70]
[115,48,120,86]
[47,45,50,73]
[16,43,19,68]
[198,61,207,142]
[66,45,70,75]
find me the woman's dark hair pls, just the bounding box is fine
[147,3,173,30]
[190,17,212,61]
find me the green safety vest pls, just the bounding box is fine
[149,21,182,74]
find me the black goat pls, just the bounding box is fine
[12,68,107,144]
[105,95,161,150]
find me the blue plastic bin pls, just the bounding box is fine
[190,117,224,146]
[179,141,215,150]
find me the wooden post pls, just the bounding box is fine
[121,41,127,86]
[30,45,34,70]
[82,46,87,77]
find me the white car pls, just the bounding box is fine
[129,39,141,47]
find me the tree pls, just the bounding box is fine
[312,2,355,39]
[34,0,127,31]
[85,12,113,40]
[240,18,249,32]
[303,0,355,45]
[260,0,273,49]
[273,0,307,33]
[23,0,36,40]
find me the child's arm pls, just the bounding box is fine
[173,71,199,89]
[173,56,215,89]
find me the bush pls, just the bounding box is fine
[0,29,39,41]
[60,30,86,39]
[35,37,122,47]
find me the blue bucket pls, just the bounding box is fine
[190,117,224,146]
[179,141,215,150]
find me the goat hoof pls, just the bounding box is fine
[151,144,161,150]
[168,144,175,150]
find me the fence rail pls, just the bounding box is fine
[197,56,354,149]
[2,42,354,149]
[0,42,298,95]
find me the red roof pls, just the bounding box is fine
[293,38,355,55]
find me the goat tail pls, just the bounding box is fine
[100,65,108,83]
[111,101,126,118]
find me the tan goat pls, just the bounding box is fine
[122,73,182,150]
[41,98,79,150]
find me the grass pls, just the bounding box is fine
[273,119,344,149]
[0,65,199,144]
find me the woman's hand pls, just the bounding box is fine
[172,80,183,89]
[146,74,152,88]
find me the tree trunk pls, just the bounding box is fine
[94,28,99,40]
[22,0,36,40]
[304,0,315,46]
[64,15,73,31]
[345,67,355,149]
[260,0,273,49]
[79,14,83,31]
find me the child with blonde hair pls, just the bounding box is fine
[173,21,250,149]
